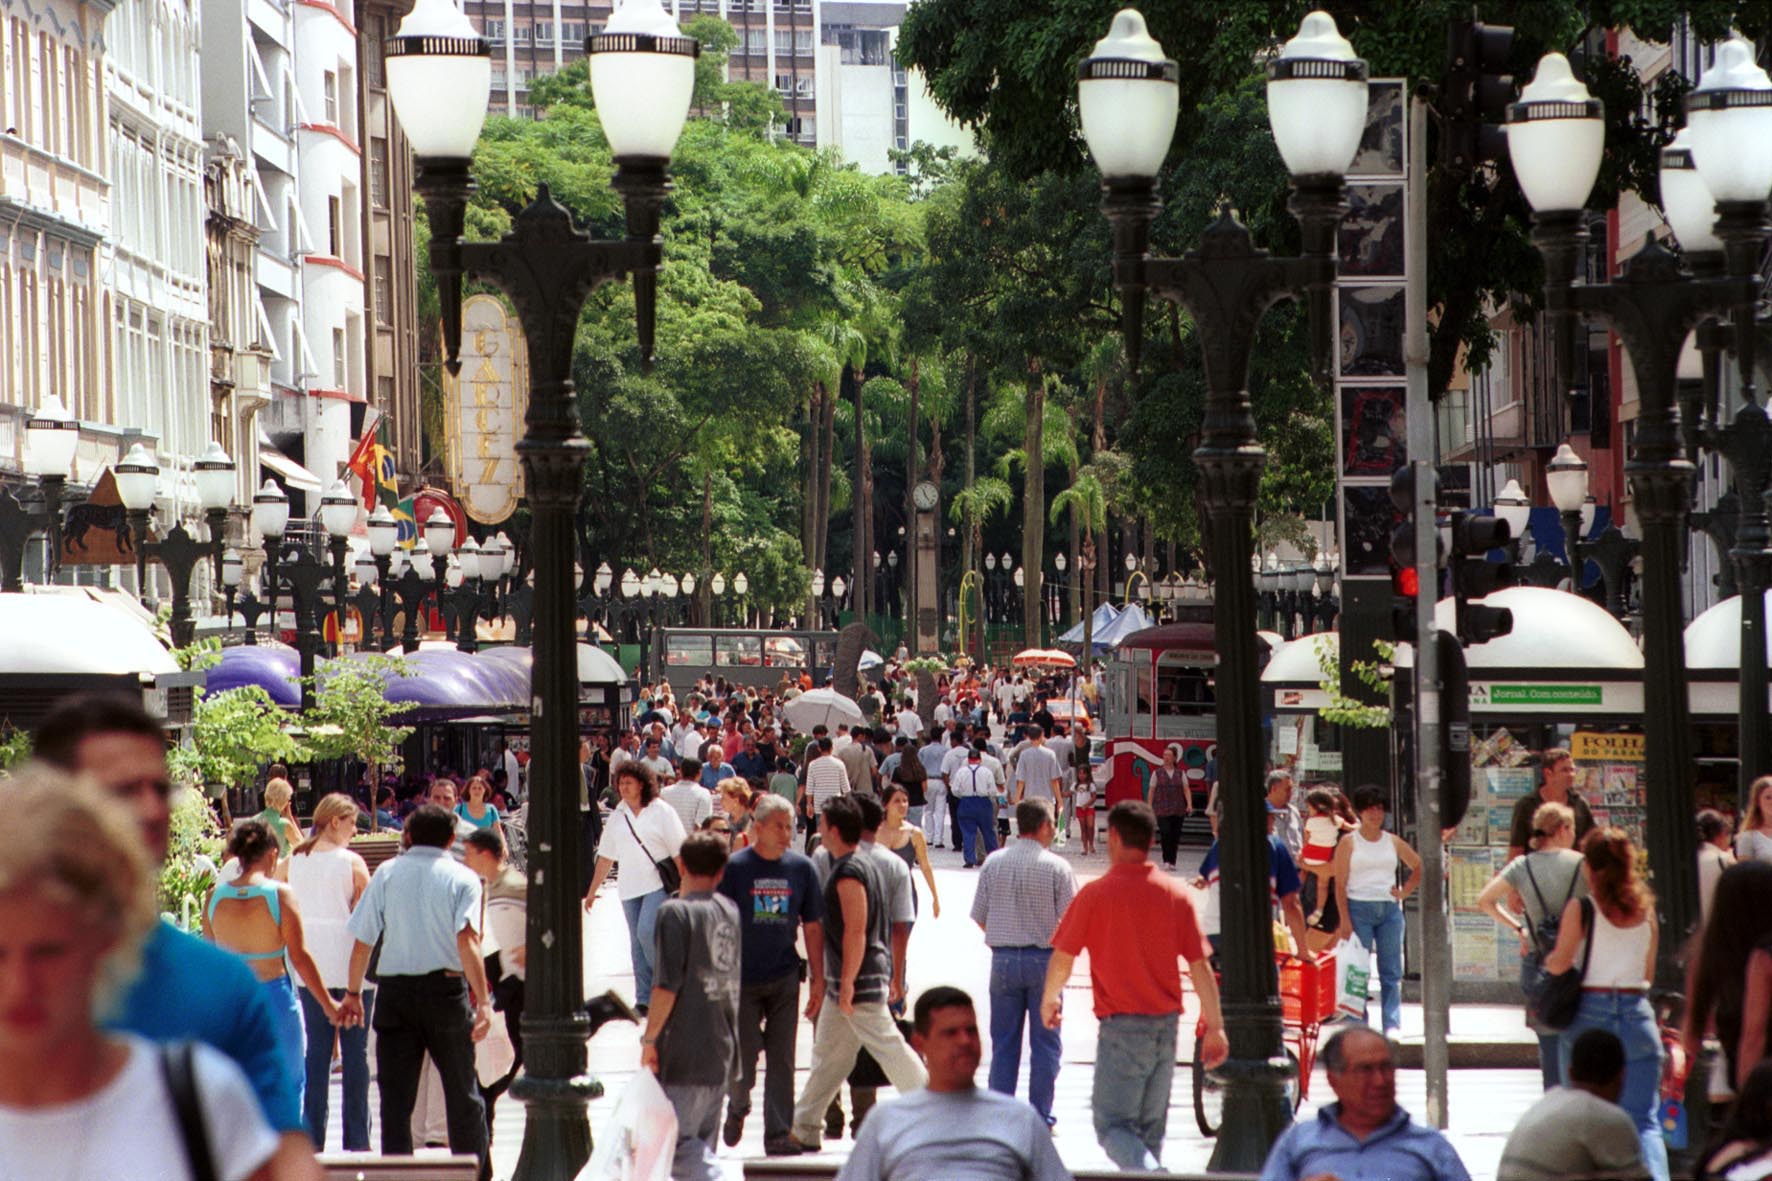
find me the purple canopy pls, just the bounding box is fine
[210,644,529,721]
[207,646,302,708]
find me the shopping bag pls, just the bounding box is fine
[582,1069,677,1181]
[1334,936,1371,1021]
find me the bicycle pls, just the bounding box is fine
[1192,950,1335,1137]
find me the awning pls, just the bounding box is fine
[255,429,325,492]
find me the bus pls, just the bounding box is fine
[648,627,841,691]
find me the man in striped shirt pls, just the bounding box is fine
[971,799,1075,1128]
[799,737,851,853]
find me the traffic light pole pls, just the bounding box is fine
[1405,92,1450,1130]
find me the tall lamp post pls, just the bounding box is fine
[808,569,824,629]
[386,0,695,1168]
[1080,9,1365,1166]
[0,394,82,592]
[114,442,237,647]
[1507,45,1772,994]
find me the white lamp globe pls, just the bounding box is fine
[811,569,825,597]
[1265,11,1369,180]
[113,443,160,512]
[832,575,846,599]
[444,555,464,589]
[588,0,700,161]
[621,568,641,598]
[423,506,456,555]
[1505,54,1605,214]
[384,0,492,160]
[1056,551,1068,572]
[222,548,245,589]
[366,504,400,556]
[251,478,289,540]
[192,442,237,512]
[1545,442,1590,514]
[1077,9,1179,180]
[1686,38,1772,204]
[734,572,748,596]
[23,394,80,478]
[574,562,585,590]
[1493,478,1532,538]
[1659,127,1722,254]
[594,561,613,594]
[456,536,482,581]
[389,546,409,577]
[494,531,515,574]
[410,540,436,581]
[354,552,378,587]
[318,479,358,539]
[681,571,696,596]
[661,571,679,599]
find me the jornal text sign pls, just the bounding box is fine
[444,294,528,524]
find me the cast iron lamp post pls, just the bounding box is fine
[808,568,824,629]
[114,441,237,647]
[1080,8,1364,1167]
[386,0,694,1163]
[1507,44,1772,996]
[0,394,81,591]
[733,571,748,629]
[711,570,727,627]
[1659,127,1772,813]
[316,480,360,653]
[248,479,291,645]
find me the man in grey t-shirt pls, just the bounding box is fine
[1012,727,1063,808]
[642,833,742,1181]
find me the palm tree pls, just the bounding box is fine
[1050,471,1108,662]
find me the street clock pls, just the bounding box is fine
[913,480,939,512]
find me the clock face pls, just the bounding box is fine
[913,481,939,511]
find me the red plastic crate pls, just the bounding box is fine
[1278,953,1335,1026]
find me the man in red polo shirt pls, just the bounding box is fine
[1041,799,1225,1170]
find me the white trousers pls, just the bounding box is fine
[922,781,947,845]
[790,1000,927,1144]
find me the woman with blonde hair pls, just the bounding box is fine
[1738,776,1772,865]
[282,793,372,1150]
[1477,799,1585,1089]
[204,820,340,1114]
[717,776,756,850]
[0,767,280,1178]
[1543,827,1666,1181]
[255,777,303,856]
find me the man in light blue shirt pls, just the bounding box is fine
[342,804,492,1179]
[1261,1027,1469,1181]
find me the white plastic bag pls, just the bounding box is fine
[581,1070,678,1181]
[1334,935,1372,1021]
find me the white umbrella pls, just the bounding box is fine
[782,686,865,732]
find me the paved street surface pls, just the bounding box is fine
[320,839,1545,1178]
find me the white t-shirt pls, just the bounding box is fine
[0,1035,279,1181]
[895,708,922,740]
[601,799,688,900]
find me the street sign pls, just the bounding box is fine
[1484,683,1602,706]
[443,294,528,524]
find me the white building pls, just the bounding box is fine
[105,0,209,469]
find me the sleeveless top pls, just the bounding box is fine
[1345,829,1400,902]
[205,880,287,961]
[1583,903,1652,989]
[284,845,358,988]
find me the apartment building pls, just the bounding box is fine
[0,0,115,478]
[206,135,270,511]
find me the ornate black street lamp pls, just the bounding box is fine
[1311,552,1340,633]
[388,542,439,653]
[1080,8,1364,1167]
[0,395,81,592]
[808,568,825,629]
[1507,44,1772,994]
[114,441,237,648]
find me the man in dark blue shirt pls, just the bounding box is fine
[716,794,825,1156]
[732,735,770,786]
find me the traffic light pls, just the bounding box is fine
[1450,510,1514,644]
[1389,466,1442,642]
[1439,631,1473,828]
[1443,19,1515,171]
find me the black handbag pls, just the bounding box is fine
[1528,895,1593,1030]
[622,809,681,896]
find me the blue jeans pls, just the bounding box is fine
[299,985,374,1150]
[622,888,667,1007]
[987,947,1061,1123]
[260,973,307,1114]
[1560,991,1668,1181]
[1092,1012,1178,1170]
[1347,898,1405,1034]
[956,796,997,865]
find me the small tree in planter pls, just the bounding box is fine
[301,655,413,833]
[169,685,311,825]
[0,723,32,776]
[158,788,227,931]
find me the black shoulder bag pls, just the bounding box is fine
[161,1043,219,1181]
[1527,894,1593,1030]
[622,808,681,896]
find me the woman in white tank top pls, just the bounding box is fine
[280,793,372,1151]
[1331,784,1422,1038]
[1542,827,1667,1181]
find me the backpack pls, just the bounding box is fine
[1521,857,1579,959]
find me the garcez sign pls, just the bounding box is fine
[443,294,528,524]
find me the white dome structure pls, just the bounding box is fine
[1395,587,1642,670]
[1685,590,1772,669]
[0,593,176,677]
[1262,632,1338,683]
